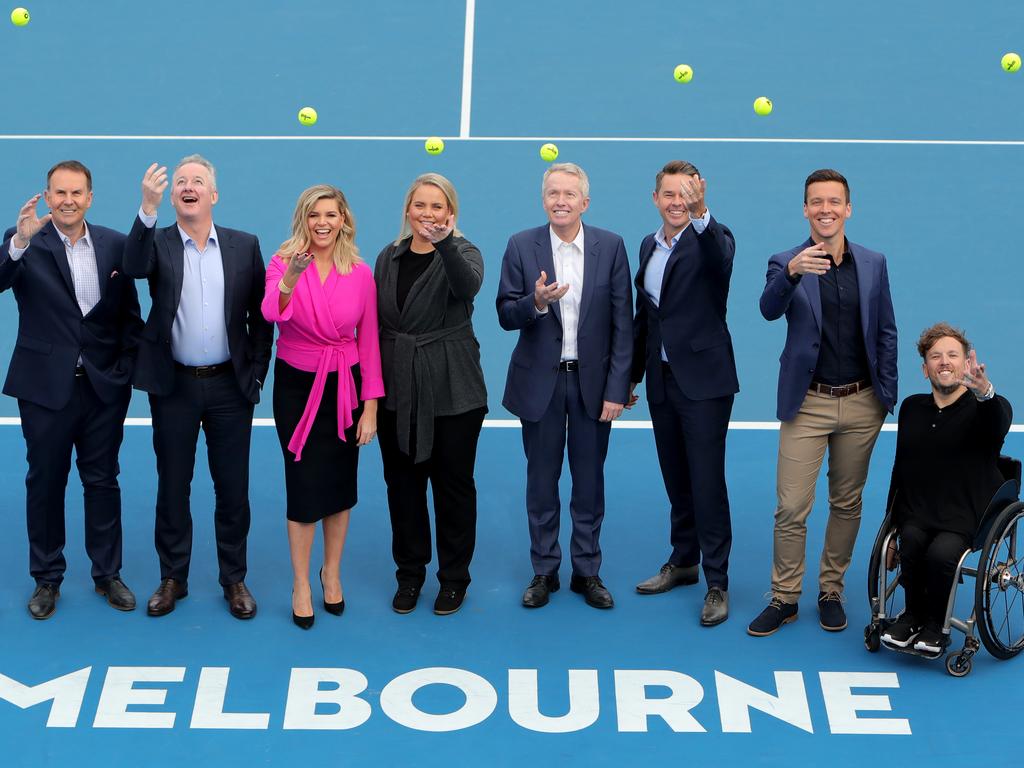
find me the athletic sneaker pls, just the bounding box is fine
[913,625,948,654]
[881,614,922,648]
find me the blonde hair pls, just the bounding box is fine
[279,185,360,275]
[394,173,464,244]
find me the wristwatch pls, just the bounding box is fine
[976,382,995,402]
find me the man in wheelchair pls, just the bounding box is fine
[881,323,1012,654]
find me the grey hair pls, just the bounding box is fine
[542,162,590,198]
[173,154,217,190]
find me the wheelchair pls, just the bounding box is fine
[864,456,1024,676]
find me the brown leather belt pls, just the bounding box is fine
[175,361,232,378]
[809,380,869,397]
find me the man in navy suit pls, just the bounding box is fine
[123,156,272,620]
[629,161,738,626]
[497,162,633,609]
[749,168,897,637]
[0,160,142,619]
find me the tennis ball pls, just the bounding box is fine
[539,143,558,162]
[10,7,29,26]
[425,136,445,155]
[297,107,317,126]
[753,96,773,116]
[1002,52,1021,73]
[673,64,693,83]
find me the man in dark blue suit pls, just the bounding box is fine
[497,162,633,609]
[629,161,738,626]
[123,156,272,620]
[749,169,897,637]
[0,160,142,619]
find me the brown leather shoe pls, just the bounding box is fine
[223,581,257,620]
[147,578,188,617]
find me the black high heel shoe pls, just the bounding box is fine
[292,588,314,629]
[320,568,345,616]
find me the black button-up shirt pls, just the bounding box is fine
[814,243,870,385]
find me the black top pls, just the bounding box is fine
[892,391,1012,537]
[396,247,436,312]
[814,245,869,385]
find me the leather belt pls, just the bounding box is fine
[809,379,869,397]
[558,360,579,372]
[175,361,232,378]
[74,365,86,377]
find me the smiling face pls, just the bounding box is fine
[170,162,218,224]
[653,172,696,237]
[542,170,589,237]
[44,169,93,237]
[923,335,968,396]
[306,196,345,254]
[803,180,850,242]
[407,183,452,235]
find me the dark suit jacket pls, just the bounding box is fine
[0,221,142,410]
[759,237,898,421]
[631,217,739,403]
[496,223,633,422]
[122,216,272,403]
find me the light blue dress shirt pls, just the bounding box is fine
[643,211,710,362]
[139,209,230,366]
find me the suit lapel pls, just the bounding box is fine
[534,227,561,326]
[578,225,599,327]
[40,224,77,304]
[219,227,236,329]
[634,235,655,300]
[660,226,694,293]
[165,226,186,314]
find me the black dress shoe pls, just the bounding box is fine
[28,583,59,620]
[392,584,421,614]
[433,586,466,615]
[95,577,136,611]
[147,578,188,617]
[320,568,345,616]
[570,574,614,609]
[223,581,257,620]
[522,575,560,608]
[635,563,699,594]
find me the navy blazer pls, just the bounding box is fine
[496,223,633,422]
[0,221,142,410]
[631,216,739,403]
[759,238,898,421]
[122,216,273,404]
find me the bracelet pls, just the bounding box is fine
[975,382,995,402]
[278,278,293,295]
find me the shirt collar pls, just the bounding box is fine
[56,222,91,248]
[654,224,684,251]
[549,223,584,255]
[177,222,219,249]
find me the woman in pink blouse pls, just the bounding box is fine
[262,185,384,629]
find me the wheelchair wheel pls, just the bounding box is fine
[864,625,880,652]
[945,653,972,678]
[975,501,1024,660]
[867,522,905,622]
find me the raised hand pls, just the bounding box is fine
[417,214,455,244]
[962,349,992,397]
[679,174,707,218]
[141,163,168,216]
[13,194,51,248]
[787,244,832,277]
[282,251,314,290]
[534,270,570,310]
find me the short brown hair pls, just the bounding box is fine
[917,322,970,359]
[804,168,849,203]
[47,160,92,191]
[655,160,700,192]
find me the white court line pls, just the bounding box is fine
[459,0,476,139]
[0,135,1023,146]
[0,417,1020,431]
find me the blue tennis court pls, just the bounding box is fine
[0,2,1023,765]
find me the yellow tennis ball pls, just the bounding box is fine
[539,143,559,162]
[673,64,693,83]
[1002,52,1021,73]
[425,136,445,155]
[10,7,29,26]
[753,96,773,116]
[297,107,317,126]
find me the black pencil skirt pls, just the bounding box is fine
[273,358,364,523]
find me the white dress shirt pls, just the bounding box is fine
[548,224,585,361]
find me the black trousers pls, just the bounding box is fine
[649,365,734,590]
[149,367,255,586]
[899,521,971,627]
[19,375,130,585]
[378,406,485,590]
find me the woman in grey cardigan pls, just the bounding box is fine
[374,173,487,616]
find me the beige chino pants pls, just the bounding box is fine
[771,387,886,601]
